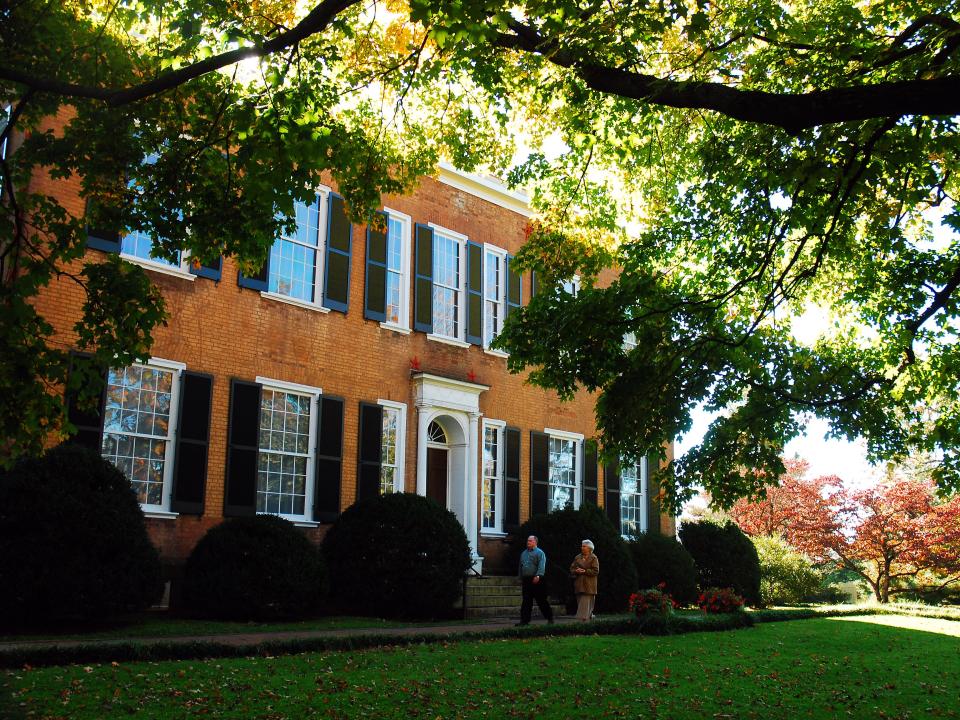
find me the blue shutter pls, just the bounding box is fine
[364,211,388,322]
[413,223,434,333]
[323,192,352,312]
[506,255,522,319]
[237,256,269,291]
[189,257,223,281]
[466,241,483,345]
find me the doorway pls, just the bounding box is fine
[426,447,448,506]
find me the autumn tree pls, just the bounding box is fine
[2,0,960,510]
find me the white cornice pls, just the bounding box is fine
[436,162,532,218]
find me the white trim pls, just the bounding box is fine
[293,520,322,528]
[382,207,412,331]
[436,162,532,218]
[484,348,509,358]
[260,291,331,313]
[255,376,322,396]
[482,244,508,349]
[378,399,407,493]
[381,322,412,335]
[428,223,468,343]
[121,254,197,281]
[483,418,506,429]
[144,510,179,520]
[481,418,506,534]
[427,222,469,243]
[149,357,187,371]
[544,427,585,441]
[412,372,490,394]
[427,333,470,349]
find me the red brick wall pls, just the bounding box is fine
[26,109,675,568]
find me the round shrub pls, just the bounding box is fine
[679,520,761,606]
[182,515,327,621]
[753,534,823,606]
[628,533,699,606]
[514,504,638,613]
[698,587,745,614]
[322,493,472,619]
[0,443,163,626]
[629,587,674,620]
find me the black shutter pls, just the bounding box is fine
[530,431,549,517]
[65,353,107,450]
[583,439,598,507]
[364,211,388,322]
[504,426,521,532]
[323,193,352,312]
[238,259,269,291]
[646,454,660,535]
[466,240,483,344]
[85,199,121,253]
[190,257,223,281]
[530,270,538,299]
[605,460,621,529]
[171,371,212,514]
[314,396,344,522]
[357,402,383,502]
[224,379,261,516]
[413,224,434,332]
[506,255,521,319]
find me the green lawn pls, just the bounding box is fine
[3,616,959,719]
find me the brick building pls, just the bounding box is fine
[29,146,675,576]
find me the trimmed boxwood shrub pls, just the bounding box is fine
[680,520,761,605]
[182,515,327,621]
[0,443,163,627]
[628,533,699,606]
[752,534,823,606]
[322,492,472,619]
[514,504,637,613]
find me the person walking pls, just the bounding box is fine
[517,535,554,625]
[570,539,599,621]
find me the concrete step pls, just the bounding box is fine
[464,603,567,620]
[465,575,522,588]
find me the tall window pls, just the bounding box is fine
[620,459,648,536]
[482,421,505,532]
[623,332,637,352]
[100,359,183,512]
[562,275,581,296]
[269,196,324,303]
[432,230,462,339]
[379,400,406,493]
[0,105,10,199]
[484,248,506,347]
[119,154,190,273]
[383,211,411,328]
[257,387,314,517]
[547,435,579,512]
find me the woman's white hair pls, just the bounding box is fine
[581,539,595,550]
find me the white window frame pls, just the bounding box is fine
[623,331,637,352]
[427,223,468,344]
[562,275,581,297]
[378,399,407,493]
[381,208,412,333]
[101,356,186,518]
[483,245,508,350]
[0,104,10,200]
[261,185,333,313]
[544,427,584,511]
[254,376,322,523]
[619,457,648,537]
[481,418,506,535]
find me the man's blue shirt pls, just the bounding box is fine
[519,547,546,577]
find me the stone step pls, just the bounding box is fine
[464,603,567,620]
[465,575,522,588]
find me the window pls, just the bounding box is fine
[269,193,327,303]
[562,275,580,297]
[484,247,507,347]
[482,420,506,533]
[619,459,648,536]
[0,104,9,199]
[379,400,406,493]
[432,228,465,340]
[384,210,411,328]
[254,378,320,520]
[547,432,581,512]
[100,358,185,513]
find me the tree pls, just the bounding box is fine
[827,476,960,603]
[2,1,960,511]
[729,459,840,561]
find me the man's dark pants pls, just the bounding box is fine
[520,575,554,624]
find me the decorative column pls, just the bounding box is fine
[415,402,430,497]
[466,411,482,570]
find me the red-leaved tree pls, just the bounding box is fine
[729,459,840,561]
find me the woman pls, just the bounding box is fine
[570,539,600,621]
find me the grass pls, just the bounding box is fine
[0,615,424,644]
[2,615,958,719]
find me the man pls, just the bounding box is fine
[517,535,554,625]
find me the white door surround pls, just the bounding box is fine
[412,372,488,573]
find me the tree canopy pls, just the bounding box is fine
[2,0,960,508]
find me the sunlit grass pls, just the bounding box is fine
[832,613,960,638]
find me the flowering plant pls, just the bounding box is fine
[698,587,745,614]
[629,585,674,619]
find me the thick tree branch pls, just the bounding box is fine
[496,26,960,132]
[0,0,359,106]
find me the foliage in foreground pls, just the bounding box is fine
[628,532,699,606]
[4,617,959,719]
[322,492,471,619]
[752,534,824,606]
[679,520,762,606]
[0,444,162,627]
[514,504,638,613]
[182,515,327,621]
